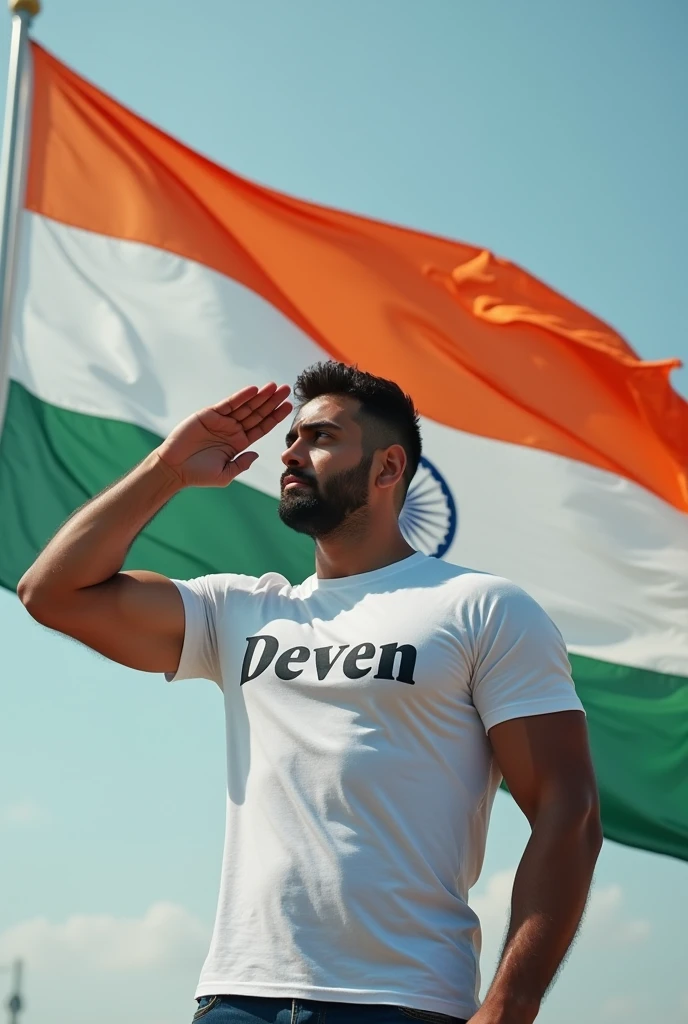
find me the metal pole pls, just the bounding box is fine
[6,959,23,1024]
[0,0,40,438]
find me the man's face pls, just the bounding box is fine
[278,395,373,537]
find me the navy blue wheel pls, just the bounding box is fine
[400,455,457,559]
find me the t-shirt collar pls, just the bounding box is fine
[305,551,426,591]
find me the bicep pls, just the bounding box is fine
[49,570,185,673]
[488,711,598,824]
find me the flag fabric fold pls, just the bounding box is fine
[1,42,686,859]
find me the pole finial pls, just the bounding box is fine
[8,0,40,16]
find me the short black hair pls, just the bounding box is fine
[293,362,422,495]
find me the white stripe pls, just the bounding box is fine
[10,212,321,497]
[424,418,688,677]
[10,212,688,677]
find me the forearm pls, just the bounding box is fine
[480,802,602,1023]
[19,451,182,601]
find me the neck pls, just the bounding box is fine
[314,517,415,580]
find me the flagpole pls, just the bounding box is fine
[0,0,39,437]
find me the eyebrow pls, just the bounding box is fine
[285,420,343,446]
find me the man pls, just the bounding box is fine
[19,362,602,1024]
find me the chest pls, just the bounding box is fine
[220,591,474,714]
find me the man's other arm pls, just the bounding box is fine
[470,710,602,1024]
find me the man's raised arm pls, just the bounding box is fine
[18,383,292,673]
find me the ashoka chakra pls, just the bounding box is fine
[400,456,457,559]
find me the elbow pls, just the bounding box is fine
[578,799,603,861]
[537,782,603,862]
[586,799,604,859]
[17,570,59,626]
[567,788,604,861]
[578,775,603,848]
[17,570,37,610]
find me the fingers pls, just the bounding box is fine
[211,385,260,414]
[212,382,290,422]
[206,382,292,450]
[239,384,292,432]
[243,384,292,425]
[245,401,292,445]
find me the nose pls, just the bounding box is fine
[281,436,307,468]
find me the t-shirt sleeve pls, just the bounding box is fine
[165,571,287,688]
[469,579,584,732]
[165,575,227,688]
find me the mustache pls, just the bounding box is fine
[280,469,317,488]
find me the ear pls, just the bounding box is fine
[375,444,408,494]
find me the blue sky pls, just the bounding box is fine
[0,2,686,1022]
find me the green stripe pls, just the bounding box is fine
[1,380,686,861]
[570,654,688,861]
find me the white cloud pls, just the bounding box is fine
[0,903,208,1024]
[469,867,515,948]
[585,882,622,922]
[468,867,516,990]
[585,883,652,946]
[0,902,208,973]
[600,995,635,1020]
[0,800,49,827]
[470,873,651,956]
[468,869,651,1000]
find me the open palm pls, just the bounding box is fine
[156,382,293,488]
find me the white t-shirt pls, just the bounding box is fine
[169,552,583,1019]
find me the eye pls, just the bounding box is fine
[314,430,330,440]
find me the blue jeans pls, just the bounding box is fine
[192,995,468,1024]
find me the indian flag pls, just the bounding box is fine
[2,44,687,860]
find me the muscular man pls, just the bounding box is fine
[19,362,602,1024]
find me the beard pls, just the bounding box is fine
[278,453,373,538]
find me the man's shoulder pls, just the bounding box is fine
[410,555,522,599]
[178,570,298,602]
[408,558,550,628]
